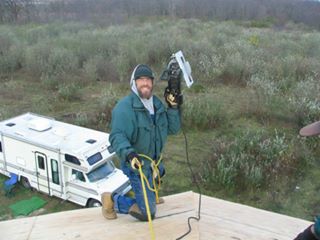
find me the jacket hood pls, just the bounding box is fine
[130,64,154,115]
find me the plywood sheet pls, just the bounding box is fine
[0,191,312,240]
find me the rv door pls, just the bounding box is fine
[35,152,50,195]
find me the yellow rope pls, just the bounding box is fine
[134,154,163,240]
[138,154,162,203]
[138,164,156,240]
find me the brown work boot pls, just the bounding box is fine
[129,203,154,221]
[156,197,165,204]
[101,192,117,220]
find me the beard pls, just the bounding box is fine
[137,86,153,99]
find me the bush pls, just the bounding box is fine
[83,55,104,82]
[98,84,119,127]
[0,43,25,74]
[57,83,80,101]
[0,28,25,74]
[45,47,78,79]
[247,73,280,118]
[182,93,226,130]
[202,129,291,190]
[250,18,275,28]
[74,112,90,127]
[26,43,78,81]
[248,74,279,98]
[219,51,251,86]
[83,55,119,82]
[25,42,52,76]
[289,77,320,127]
[0,108,11,120]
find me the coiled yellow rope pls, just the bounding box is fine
[138,164,155,240]
[136,154,163,240]
[138,154,162,204]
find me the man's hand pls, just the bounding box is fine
[164,87,182,108]
[127,152,143,170]
[165,93,178,108]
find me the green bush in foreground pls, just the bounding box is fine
[202,129,295,190]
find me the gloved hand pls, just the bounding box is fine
[164,87,183,108]
[127,152,143,170]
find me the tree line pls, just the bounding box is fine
[1,0,320,29]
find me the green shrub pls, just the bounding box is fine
[0,28,25,74]
[26,43,78,81]
[40,74,59,90]
[83,55,119,82]
[83,55,104,82]
[57,83,79,101]
[0,43,25,74]
[203,129,290,190]
[219,51,251,86]
[195,51,222,81]
[302,33,320,58]
[217,38,259,86]
[74,112,89,127]
[98,84,119,127]
[0,108,11,120]
[182,93,226,130]
[289,77,320,127]
[25,42,52,76]
[247,74,280,117]
[25,25,49,45]
[250,18,275,28]
[45,47,78,78]
[248,74,279,97]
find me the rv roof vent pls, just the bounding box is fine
[86,139,96,144]
[28,118,52,132]
[6,122,16,127]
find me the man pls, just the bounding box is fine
[294,121,320,240]
[102,64,181,221]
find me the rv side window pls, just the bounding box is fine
[51,159,60,185]
[65,154,80,165]
[38,156,45,170]
[72,169,85,182]
[0,141,2,152]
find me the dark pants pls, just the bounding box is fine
[113,165,157,217]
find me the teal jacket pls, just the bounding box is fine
[109,92,181,170]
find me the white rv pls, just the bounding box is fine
[0,113,131,207]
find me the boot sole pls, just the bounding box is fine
[129,210,148,221]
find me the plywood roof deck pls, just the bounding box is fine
[0,191,311,240]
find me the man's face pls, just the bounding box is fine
[136,76,153,99]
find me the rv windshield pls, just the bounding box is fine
[86,161,115,182]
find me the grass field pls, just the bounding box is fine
[1,18,320,221]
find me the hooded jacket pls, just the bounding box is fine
[109,66,181,172]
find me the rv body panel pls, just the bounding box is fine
[2,135,64,197]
